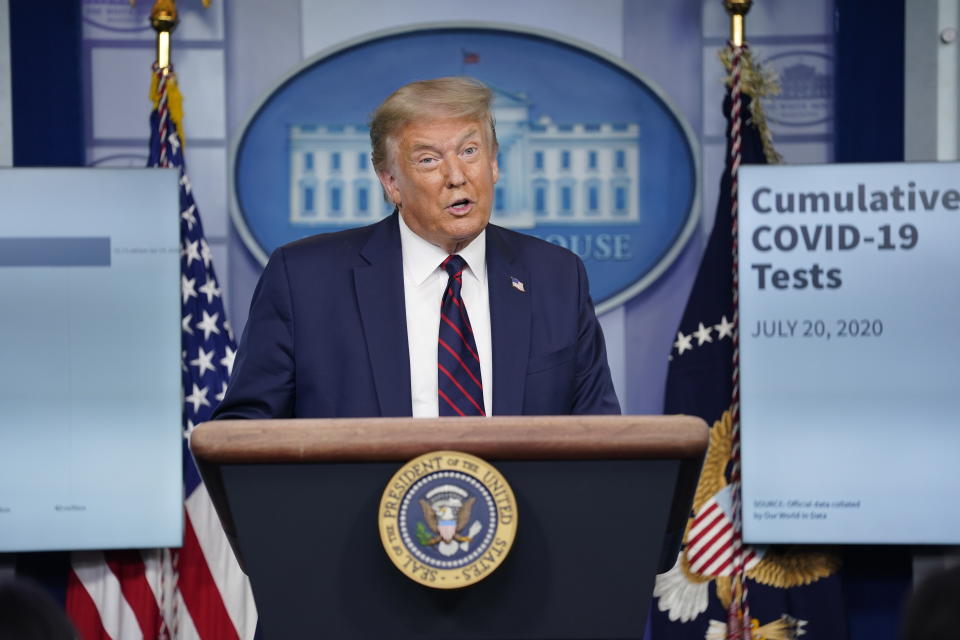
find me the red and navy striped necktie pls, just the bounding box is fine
[438,254,485,416]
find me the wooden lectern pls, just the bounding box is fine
[191,415,707,639]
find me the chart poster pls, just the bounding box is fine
[738,161,960,544]
[0,168,182,551]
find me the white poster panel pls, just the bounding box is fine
[738,161,960,544]
[0,168,182,551]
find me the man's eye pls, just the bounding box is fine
[418,157,438,166]
[463,146,478,156]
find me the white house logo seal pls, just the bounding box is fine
[378,451,517,589]
[232,25,700,314]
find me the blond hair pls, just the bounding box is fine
[369,76,498,173]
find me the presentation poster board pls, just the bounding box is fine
[738,161,960,544]
[0,168,182,551]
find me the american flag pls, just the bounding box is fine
[650,43,844,640]
[65,64,257,640]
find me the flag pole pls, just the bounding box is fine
[722,1,752,639]
[150,4,181,635]
[724,0,751,47]
[151,0,179,72]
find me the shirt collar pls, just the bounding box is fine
[398,213,487,286]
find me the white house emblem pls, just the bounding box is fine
[232,26,699,313]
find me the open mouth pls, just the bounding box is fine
[447,198,473,214]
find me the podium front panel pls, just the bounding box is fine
[221,458,678,639]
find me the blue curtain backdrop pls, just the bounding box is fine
[10,0,84,167]
[835,0,905,163]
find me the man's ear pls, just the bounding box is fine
[377,169,401,206]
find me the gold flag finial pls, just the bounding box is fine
[150,0,179,70]
[723,0,753,47]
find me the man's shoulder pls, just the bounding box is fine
[486,223,582,269]
[271,215,395,268]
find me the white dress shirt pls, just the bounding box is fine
[398,214,493,417]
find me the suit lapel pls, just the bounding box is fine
[486,226,531,415]
[353,214,412,416]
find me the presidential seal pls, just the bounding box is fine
[378,451,517,589]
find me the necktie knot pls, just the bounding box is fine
[442,254,466,280]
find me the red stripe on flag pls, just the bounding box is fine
[177,514,240,640]
[688,507,727,540]
[692,500,719,522]
[104,550,162,639]
[688,507,724,546]
[66,569,112,640]
[690,525,733,572]
[710,554,734,576]
[689,501,720,528]
[688,518,730,560]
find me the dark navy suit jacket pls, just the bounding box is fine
[214,214,620,419]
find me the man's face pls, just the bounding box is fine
[378,117,499,254]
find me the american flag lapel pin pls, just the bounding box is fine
[511,276,525,293]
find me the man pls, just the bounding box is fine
[214,77,619,420]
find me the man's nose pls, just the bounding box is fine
[445,157,467,187]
